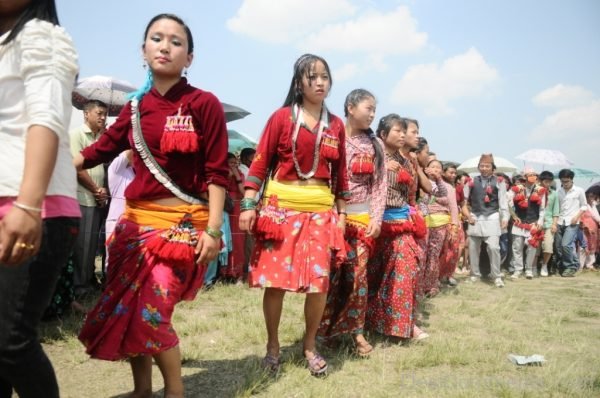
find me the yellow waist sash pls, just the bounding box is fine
[263,180,334,212]
[122,200,209,230]
[425,213,451,228]
[347,212,370,227]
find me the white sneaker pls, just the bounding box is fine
[525,271,533,279]
[540,265,548,277]
[469,276,480,283]
[510,272,520,280]
[494,277,505,288]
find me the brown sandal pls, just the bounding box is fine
[261,354,281,374]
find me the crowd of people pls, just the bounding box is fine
[1,2,598,398]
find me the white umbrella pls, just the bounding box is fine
[72,75,137,116]
[222,102,250,123]
[457,155,518,173]
[515,149,573,167]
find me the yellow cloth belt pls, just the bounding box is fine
[347,212,370,227]
[263,180,334,212]
[425,213,451,228]
[122,200,209,230]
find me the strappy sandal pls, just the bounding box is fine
[354,340,374,357]
[305,352,328,376]
[261,354,281,374]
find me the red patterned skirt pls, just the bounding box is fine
[318,221,374,338]
[79,203,207,361]
[366,222,419,338]
[248,209,345,293]
[418,224,448,297]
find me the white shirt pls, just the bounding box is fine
[0,19,79,198]
[239,163,250,178]
[557,185,587,226]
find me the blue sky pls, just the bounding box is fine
[58,0,600,183]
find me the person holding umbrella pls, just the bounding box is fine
[75,14,229,398]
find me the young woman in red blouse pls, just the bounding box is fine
[74,14,228,398]
[239,54,349,376]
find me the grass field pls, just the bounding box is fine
[39,271,600,397]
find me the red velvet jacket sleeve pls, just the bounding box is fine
[191,92,229,189]
[244,110,282,191]
[329,115,350,200]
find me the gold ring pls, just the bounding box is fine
[26,243,35,250]
[16,242,27,249]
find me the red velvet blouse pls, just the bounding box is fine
[81,78,229,201]
[244,106,350,199]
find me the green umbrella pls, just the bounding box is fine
[228,129,256,154]
[553,168,600,179]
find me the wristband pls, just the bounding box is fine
[13,201,43,213]
[204,226,223,239]
[240,197,258,211]
[338,211,347,216]
[236,179,243,183]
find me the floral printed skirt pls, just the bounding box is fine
[318,222,373,338]
[78,217,206,361]
[366,227,419,338]
[248,209,345,293]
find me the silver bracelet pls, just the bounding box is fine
[13,201,43,213]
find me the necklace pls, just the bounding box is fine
[291,103,328,179]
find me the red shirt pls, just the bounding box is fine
[245,106,350,199]
[81,78,229,201]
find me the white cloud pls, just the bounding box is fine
[333,63,360,82]
[301,6,427,56]
[389,47,499,115]
[528,86,600,169]
[529,100,600,141]
[226,0,357,44]
[532,84,596,108]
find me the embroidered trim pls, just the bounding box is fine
[130,99,206,205]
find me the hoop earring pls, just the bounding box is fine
[183,67,188,77]
[143,60,148,70]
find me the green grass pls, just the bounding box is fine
[39,271,600,397]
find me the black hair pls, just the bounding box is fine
[344,89,384,183]
[539,170,554,181]
[83,100,108,112]
[427,159,442,168]
[404,118,420,129]
[415,137,429,153]
[143,13,194,54]
[344,88,374,117]
[240,148,256,162]
[376,113,405,141]
[283,54,332,107]
[1,0,59,45]
[428,151,436,157]
[512,174,525,185]
[443,162,458,172]
[558,169,575,180]
[227,152,236,160]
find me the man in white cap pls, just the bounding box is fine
[462,153,509,287]
[508,167,546,279]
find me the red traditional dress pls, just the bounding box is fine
[438,182,461,279]
[366,151,423,338]
[245,105,349,293]
[78,78,229,360]
[318,131,387,338]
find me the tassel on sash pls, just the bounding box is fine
[320,132,340,160]
[145,213,199,264]
[255,195,286,241]
[160,105,199,154]
[351,153,374,175]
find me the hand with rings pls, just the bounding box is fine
[16,242,36,250]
